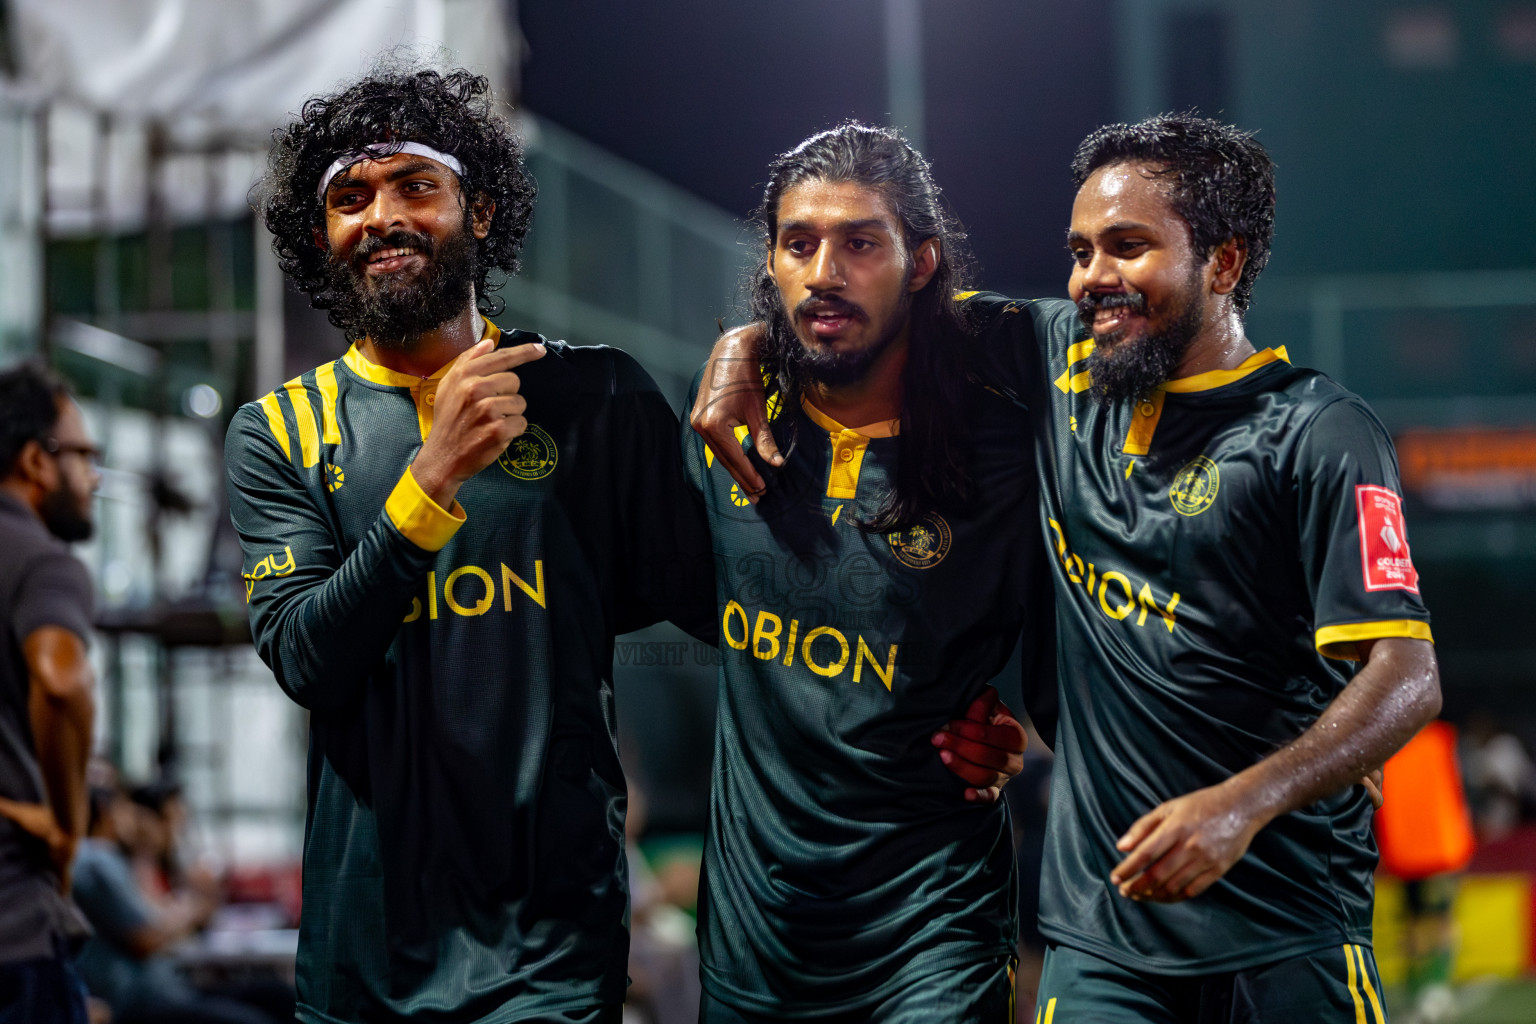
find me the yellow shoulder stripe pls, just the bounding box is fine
[1316,620,1434,661]
[1051,338,1099,393]
[1054,369,1093,394]
[283,376,322,468]
[705,423,751,470]
[314,361,342,445]
[258,392,291,459]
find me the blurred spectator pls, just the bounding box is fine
[72,782,290,1024]
[0,363,100,1023]
[1460,713,1536,840]
[623,777,700,1024]
[124,780,198,904]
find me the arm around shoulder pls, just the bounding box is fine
[689,324,779,499]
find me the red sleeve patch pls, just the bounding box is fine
[1356,485,1420,593]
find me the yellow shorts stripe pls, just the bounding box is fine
[1344,944,1367,1024]
[1354,945,1386,1024]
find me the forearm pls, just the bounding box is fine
[1226,637,1441,827]
[129,894,214,958]
[232,433,463,712]
[690,326,766,441]
[22,629,95,877]
[29,682,93,849]
[255,517,438,713]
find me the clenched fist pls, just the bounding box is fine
[410,337,546,506]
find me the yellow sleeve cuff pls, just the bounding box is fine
[385,469,466,552]
[1316,620,1434,661]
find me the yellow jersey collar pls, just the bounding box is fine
[1159,345,1290,394]
[342,319,503,388]
[801,397,900,439]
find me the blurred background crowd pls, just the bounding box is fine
[1,2,1533,1022]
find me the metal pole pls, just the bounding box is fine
[884,0,924,151]
[253,219,285,397]
[1115,0,1165,121]
[36,104,51,360]
[93,113,118,333]
[144,121,177,776]
[532,156,571,338]
[205,149,238,397]
[1309,284,1345,383]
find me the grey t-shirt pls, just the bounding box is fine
[0,489,93,961]
[71,839,193,1013]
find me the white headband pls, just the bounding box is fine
[316,142,464,199]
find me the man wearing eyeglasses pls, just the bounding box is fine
[0,362,99,1024]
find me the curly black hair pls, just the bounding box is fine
[1070,112,1275,312]
[748,122,978,532]
[255,64,535,326]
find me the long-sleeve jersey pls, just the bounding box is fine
[225,322,715,1023]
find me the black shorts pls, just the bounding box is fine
[700,957,1015,1024]
[1034,942,1388,1023]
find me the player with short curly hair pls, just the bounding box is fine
[1069,113,1275,314]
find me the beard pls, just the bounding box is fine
[39,483,92,542]
[325,224,479,346]
[1078,270,1206,406]
[764,290,913,390]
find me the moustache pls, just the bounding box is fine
[349,230,437,269]
[1076,290,1147,324]
[794,296,867,324]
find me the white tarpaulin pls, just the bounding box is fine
[5,0,514,229]
[10,0,512,144]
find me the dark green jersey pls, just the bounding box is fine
[225,323,714,1024]
[963,293,1433,974]
[682,372,1055,1016]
